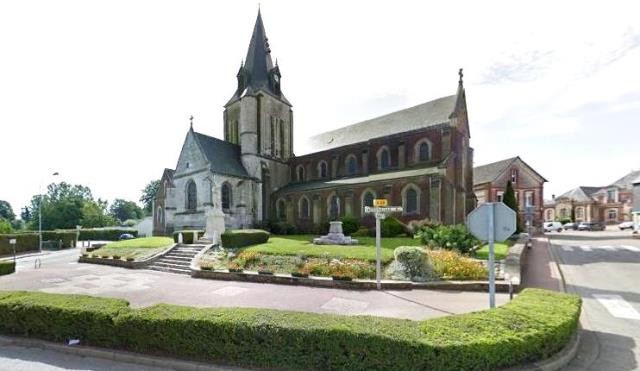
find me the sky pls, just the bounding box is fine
[1,0,639,216]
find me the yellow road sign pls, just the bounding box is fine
[373,199,388,207]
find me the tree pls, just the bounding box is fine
[140,180,160,214]
[23,182,114,230]
[0,218,12,234]
[109,198,144,222]
[0,200,15,221]
[503,181,522,233]
[82,199,117,228]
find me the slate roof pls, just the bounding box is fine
[192,132,250,179]
[226,11,290,106]
[306,95,457,152]
[473,157,518,185]
[473,156,547,186]
[277,167,444,194]
[611,169,640,189]
[556,186,603,202]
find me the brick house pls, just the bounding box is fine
[473,157,547,227]
[543,169,640,224]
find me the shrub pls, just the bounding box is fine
[301,260,375,279]
[380,217,405,237]
[394,246,433,281]
[221,229,269,249]
[559,217,572,224]
[0,289,581,371]
[0,219,12,234]
[79,228,138,241]
[0,233,39,256]
[42,230,77,248]
[172,230,205,244]
[234,251,261,267]
[351,227,371,237]
[0,291,129,347]
[270,222,297,235]
[406,218,441,236]
[417,224,479,254]
[0,260,15,275]
[340,215,360,235]
[111,255,121,260]
[427,250,487,280]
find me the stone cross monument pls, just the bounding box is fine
[204,178,226,245]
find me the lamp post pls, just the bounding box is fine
[38,172,59,253]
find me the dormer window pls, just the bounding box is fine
[511,169,518,183]
[186,162,191,169]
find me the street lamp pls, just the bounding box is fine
[39,172,60,253]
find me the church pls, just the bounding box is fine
[152,11,475,236]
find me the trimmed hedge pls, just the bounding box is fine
[172,230,205,244]
[0,289,581,370]
[0,291,128,347]
[0,234,39,256]
[78,229,138,241]
[42,230,77,248]
[0,260,15,275]
[221,229,270,248]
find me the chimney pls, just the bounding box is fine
[552,194,556,200]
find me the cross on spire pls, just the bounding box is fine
[189,115,194,130]
[458,68,464,84]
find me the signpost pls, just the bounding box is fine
[9,238,16,263]
[364,202,403,289]
[467,202,516,308]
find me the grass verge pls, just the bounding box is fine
[472,240,514,260]
[89,237,173,261]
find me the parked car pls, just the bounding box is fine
[618,221,634,230]
[563,222,578,231]
[578,222,605,231]
[118,233,135,240]
[544,222,563,232]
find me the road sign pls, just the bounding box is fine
[364,206,403,213]
[363,204,403,289]
[466,202,516,309]
[9,239,16,245]
[373,199,388,207]
[467,202,516,242]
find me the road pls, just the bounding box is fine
[548,230,640,370]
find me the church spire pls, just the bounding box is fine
[226,9,290,106]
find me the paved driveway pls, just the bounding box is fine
[0,248,508,320]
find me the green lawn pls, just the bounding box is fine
[89,237,174,260]
[472,241,514,260]
[242,235,422,263]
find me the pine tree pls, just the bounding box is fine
[502,181,522,233]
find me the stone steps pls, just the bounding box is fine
[147,244,206,275]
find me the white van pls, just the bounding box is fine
[543,222,564,232]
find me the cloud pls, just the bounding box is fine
[479,50,553,85]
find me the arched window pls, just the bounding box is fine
[329,195,339,220]
[419,142,430,161]
[186,180,197,211]
[297,165,305,182]
[406,188,418,213]
[362,190,375,213]
[278,199,286,220]
[379,148,390,170]
[221,183,232,210]
[346,155,358,175]
[299,197,310,218]
[318,161,328,178]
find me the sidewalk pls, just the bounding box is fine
[521,236,562,291]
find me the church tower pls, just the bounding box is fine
[224,10,293,221]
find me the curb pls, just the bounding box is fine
[0,334,249,371]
